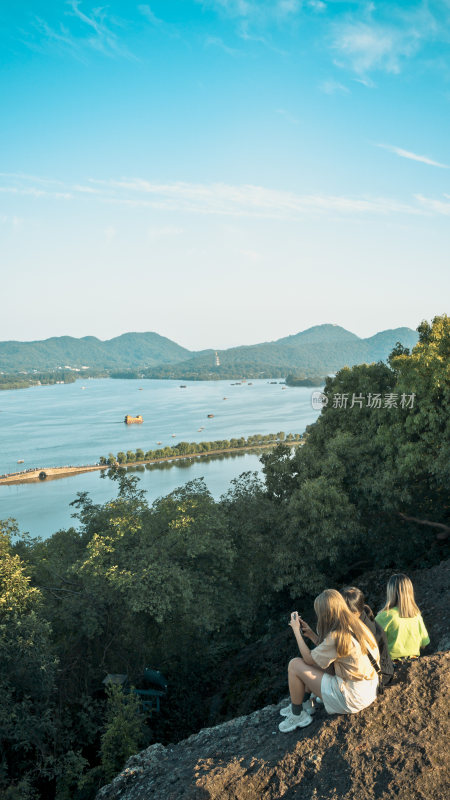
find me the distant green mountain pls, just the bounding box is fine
[0,324,418,378]
[0,332,190,372]
[142,324,419,380]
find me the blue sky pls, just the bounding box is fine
[1,1,449,349]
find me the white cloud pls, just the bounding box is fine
[23,1,136,61]
[3,173,442,220]
[330,2,450,77]
[87,176,422,218]
[200,0,301,22]
[331,20,417,75]
[0,186,72,199]
[415,195,450,215]
[138,4,164,26]
[320,79,350,94]
[0,214,24,229]
[204,35,239,55]
[308,0,326,11]
[73,184,104,194]
[375,143,449,169]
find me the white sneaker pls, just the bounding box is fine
[302,697,316,716]
[278,710,313,733]
[281,699,316,717]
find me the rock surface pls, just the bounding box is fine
[98,652,449,800]
[97,559,450,800]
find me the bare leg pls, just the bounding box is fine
[288,657,326,705]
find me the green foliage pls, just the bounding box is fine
[100,686,145,784]
[1,315,447,799]
[0,521,58,795]
[100,432,301,465]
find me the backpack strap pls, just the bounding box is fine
[367,650,381,674]
[367,650,384,693]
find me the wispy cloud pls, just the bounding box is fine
[3,173,444,220]
[199,0,301,25]
[331,20,419,75]
[330,2,450,77]
[0,186,72,199]
[375,143,449,169]
[138,4,164,27]
[86,176,422,218]
[138,4,180,38]
[0,214,23,230]
[415,194,450,215]
[320,79,350,94]
[23,1,136,61]
[308,0,326,11]
[204,35,239,55]
[201,1,300,19]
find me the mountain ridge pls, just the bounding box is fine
[0,324,419,376]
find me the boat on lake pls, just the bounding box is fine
[17,459,24,464]
[207,414,214,418]
[124,415,143,424]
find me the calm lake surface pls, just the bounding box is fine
[0,379,321,538]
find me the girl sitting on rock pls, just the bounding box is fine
[279,589,380,733]
[375,574,429,661]
[341,586,394,686]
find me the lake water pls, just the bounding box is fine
[0,379,320,538]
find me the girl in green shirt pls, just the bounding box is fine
[375,574,430,660]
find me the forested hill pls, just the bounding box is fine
[0,324,418,377]
[0,332,190,371]
[142,324,419,380]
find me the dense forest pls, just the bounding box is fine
[0,315,448,799]
[0,325,418,382]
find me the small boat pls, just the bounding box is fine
[124,415,143,424]
[157,441,162,445]
[172,434,176,437]
[223,397,227,400]
[139,388,143,391]
[17,459,24,464]
[248,382,253,385]
[180,385,187,388]
[207,414,214,418]
[81,386,86,390]
[282,386,287,390]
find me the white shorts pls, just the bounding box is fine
[320,673,378,715]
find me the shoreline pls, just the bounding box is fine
[0,441,302,486]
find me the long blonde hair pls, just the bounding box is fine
[383,574,420,618]
[314,589,377,657]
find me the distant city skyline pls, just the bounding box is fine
[1,1,449,350]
